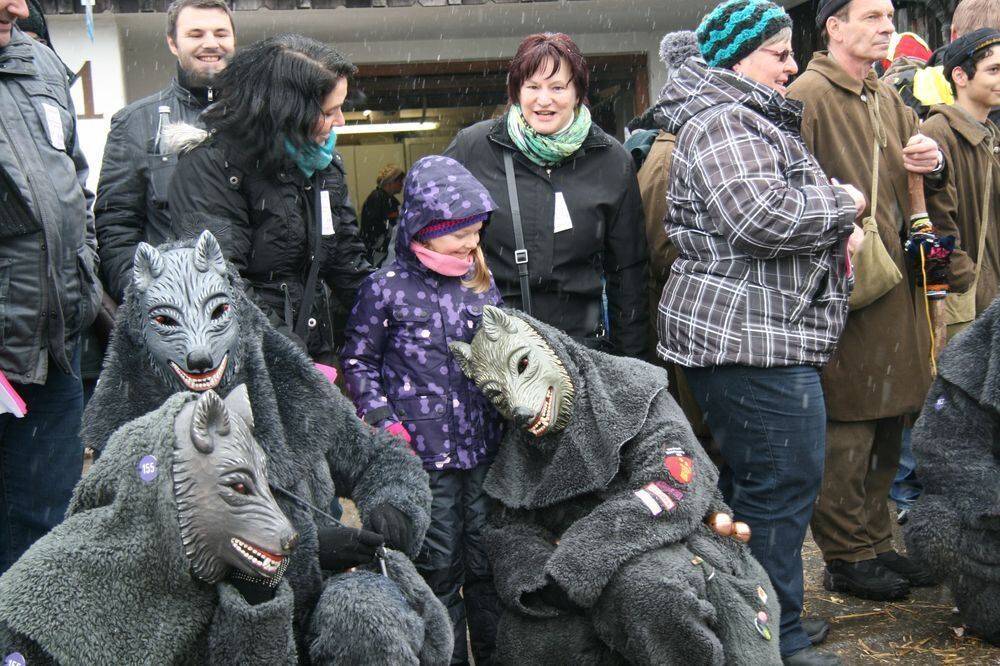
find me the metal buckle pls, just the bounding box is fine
[514,249,529,264]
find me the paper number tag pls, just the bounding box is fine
[320,190,335,236]
[42,103,65,151]
[553,192,573,233]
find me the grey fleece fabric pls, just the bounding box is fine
[80,238,449,664]
[0,393,297,665]
[483,313,781,665]
[905,299,1000,645]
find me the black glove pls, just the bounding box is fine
[228,574,277,606]
[317,525,384,571]
[523,579,582,613]
[367,503,415,553]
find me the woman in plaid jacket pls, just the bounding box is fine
[653,4,864,664]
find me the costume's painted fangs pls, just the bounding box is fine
[169,354,228,391]
[527,386,555,437]
[231,537,284,577]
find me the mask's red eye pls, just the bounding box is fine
[154,314,178,326]
[517,355,529,374]
[211,303,230,320]
[231,482,248,495]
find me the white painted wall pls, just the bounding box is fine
[48,14,125,193]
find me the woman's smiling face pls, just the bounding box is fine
[517,58,579,135]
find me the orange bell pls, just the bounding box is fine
[733,521,752,543]
[706,512,734,537]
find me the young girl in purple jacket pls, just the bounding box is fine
[341,155,503,665]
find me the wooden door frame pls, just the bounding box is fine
[355,52,649,114]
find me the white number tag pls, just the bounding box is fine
[553,192,573,233]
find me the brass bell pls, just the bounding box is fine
[733,521,752,543]
[706,512,734,537]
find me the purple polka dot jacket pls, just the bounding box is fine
[342,156,504,471]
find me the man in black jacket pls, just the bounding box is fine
[94,0,235,302]
[0,1,102,574]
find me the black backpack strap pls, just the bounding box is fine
[293,174,323,342]
[503,151,532,315]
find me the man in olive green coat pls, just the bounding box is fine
[787,0,943,602]
[923,30,1000,332]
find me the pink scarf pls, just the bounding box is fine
[410,241,473,277]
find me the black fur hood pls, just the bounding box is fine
[483,311,673,509]
[0,393,218,662]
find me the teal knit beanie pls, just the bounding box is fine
[696,0,793,69]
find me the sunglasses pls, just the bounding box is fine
[759,47,795,63]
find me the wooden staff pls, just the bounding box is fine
[908,171,948,368]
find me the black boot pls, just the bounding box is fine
[876,550,936,587]
[823,558,909,601]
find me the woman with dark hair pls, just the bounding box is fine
[445,33,648,357]
[169,33,372,363]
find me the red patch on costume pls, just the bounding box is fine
[665,455,693,485]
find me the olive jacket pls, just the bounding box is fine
[923,105,1000,316]
[788,52,933,421]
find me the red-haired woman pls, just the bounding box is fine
[445,33,648,357]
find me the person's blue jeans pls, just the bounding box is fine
[685,364,826,658]
[890,428,921,511]
[0,344,85,574]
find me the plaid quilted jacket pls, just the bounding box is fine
[655,54,856,369]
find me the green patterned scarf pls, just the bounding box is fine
[506,104,592,167]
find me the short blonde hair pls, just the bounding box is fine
[953,0,1000,36]
[376,164,405,186]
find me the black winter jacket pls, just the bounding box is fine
[445,115,649,357]
[169,133,373,361]
[0,28,101,384]
[95,71,212,301]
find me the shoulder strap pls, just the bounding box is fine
[865,90,884,222]
[503,150,532,315]
[972,140,994,280]
[293,175,323,341]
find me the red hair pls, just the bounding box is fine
[506,33,589,107]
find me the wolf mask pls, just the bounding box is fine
[133,230,240,392]
[174,385,299,584]
[450,306,575,437]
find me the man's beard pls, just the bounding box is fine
[181,54,227,88]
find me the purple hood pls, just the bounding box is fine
[395,155,496,258]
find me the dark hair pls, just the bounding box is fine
[201,34,357,175]
[166,0,234,41]
[506,33,589,106]
[947,46,996,86]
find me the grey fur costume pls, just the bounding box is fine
[0,393,298,665]
[483,314,781,665]
[905,299,1000,645]
[81,239,453,664]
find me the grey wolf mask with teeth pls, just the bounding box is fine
[450,306,575,437]
[174,384,299,584]
[133,230,240,392]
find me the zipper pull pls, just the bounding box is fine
[546,168,552,177]
[207,87,214,102]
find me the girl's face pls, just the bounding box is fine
[518,57,579,135]
[425,222,483,261]
[312,77,348,144]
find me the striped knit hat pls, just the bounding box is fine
[414,212,489,242]
[696,0,793,70]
